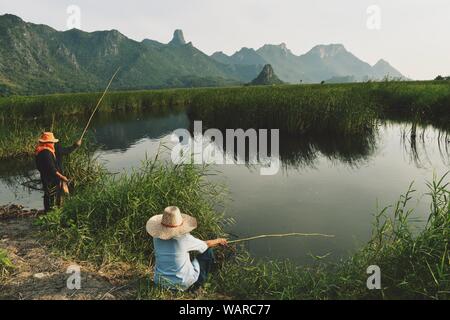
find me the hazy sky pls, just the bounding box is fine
[1,0,449,80]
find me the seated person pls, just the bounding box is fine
[146,206,227,291]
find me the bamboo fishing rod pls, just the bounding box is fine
[79,67,121,141]
[228,232,335,244]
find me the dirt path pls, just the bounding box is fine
[0,205,137,300]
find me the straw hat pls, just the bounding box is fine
[39,132,59,143]
[146,206,197,240]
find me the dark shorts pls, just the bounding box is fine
[190,248,215,291]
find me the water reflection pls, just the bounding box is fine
[92,111,190,152]
[2,111,449,186]
[0,158,37,189]
[0,158,40,207]
[399,123,450,168]
[186,122,379,171]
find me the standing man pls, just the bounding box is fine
[35,132,82,212]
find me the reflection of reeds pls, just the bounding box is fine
[437,130,450,167]
[400,122,450,168]
[279,129,379,170]
[0,157,37,194]
[187,123,379,171]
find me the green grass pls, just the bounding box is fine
[0,117,82,160]
[0,118,42,160]
[0,89,192,120]
[0,249,14,279]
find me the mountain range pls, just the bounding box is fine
[212,43,405,84]
[0,14,406,96]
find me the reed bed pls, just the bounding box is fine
[0,117,82,160]
[0,89,193,120]
[1,81,449,133]
[0,118,42,159]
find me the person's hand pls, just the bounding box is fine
[216,238,228,246]
[74,140,82,147]
[206,238,228,248]
[56,172,69,183]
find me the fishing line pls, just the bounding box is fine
[228,232,335,244]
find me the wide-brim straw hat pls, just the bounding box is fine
[39,132,59,143]
[146,206,197,240]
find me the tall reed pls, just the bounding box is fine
[1,81,449,132]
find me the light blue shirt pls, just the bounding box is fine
[153,233,208,290]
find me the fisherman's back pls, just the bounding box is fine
[153,233,208,290]
[35,149,59,184]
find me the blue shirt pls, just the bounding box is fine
[153,233,208,290]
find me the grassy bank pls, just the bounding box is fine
[38,153,449,299]
[1,81,449,133]
[38,159,229,266]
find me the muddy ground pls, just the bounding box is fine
[0,205,138,300]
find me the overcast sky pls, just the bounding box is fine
[1,0,449,80]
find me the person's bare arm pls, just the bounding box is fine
[205,238,228,248]
[56,171,69,182]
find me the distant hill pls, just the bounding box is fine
[0,14,255,95]
[212,48,267,66]
[372,59,404,79]
[0,13,408,96]
[213,43,408,84]
[249,64,284,86]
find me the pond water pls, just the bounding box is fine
[0,110,449,264]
